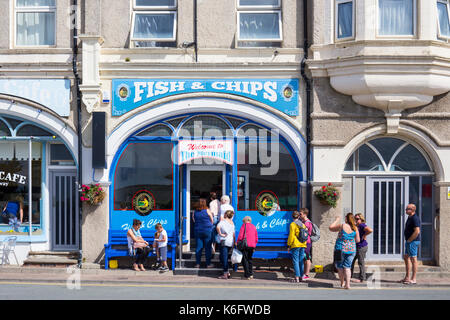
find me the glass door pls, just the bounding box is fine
[366,177,406,260]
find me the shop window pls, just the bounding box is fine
[178,116,233,137]
[0,142,42,231]
[437,0,450,39]
[378,0,415,36]
[237,124,273,137]
[16,124,53,137]
[237,141,297,213]
[50,144,75,166]
[14,0,56,47]
[131,0,177,48]
[237,0,282,47]
[114,143,174,211]
[336,0,354,40]
[137,124,173,137]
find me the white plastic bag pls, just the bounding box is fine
[231,248,243,264]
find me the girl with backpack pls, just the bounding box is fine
[287,211,308,283]
[329,213,360,289]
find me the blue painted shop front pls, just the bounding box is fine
[108,111,305,265]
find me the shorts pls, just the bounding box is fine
[305,242,312,261]
[405,241,420,258]
[335,252,356,269]
[158,246,167,261]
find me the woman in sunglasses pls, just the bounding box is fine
[351,213,373,283]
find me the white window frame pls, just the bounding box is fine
[376,0,417,39]
[13,0,57,48]
[236,0,283,44]
[335,0,355,42]
[131,0,177,45]
[437,0,450,40]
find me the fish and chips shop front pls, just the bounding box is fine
[105,78,306,266]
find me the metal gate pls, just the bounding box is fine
[366,177,407,260]
[50,170,79,250]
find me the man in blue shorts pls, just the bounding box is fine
[401,204,421,285]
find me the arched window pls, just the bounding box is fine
[345,138,431,172]
[0,120,11,136]
[16,124,54,137]
[178,115,233,137]
[137,124,173,137]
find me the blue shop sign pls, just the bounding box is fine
[112,79,299,116]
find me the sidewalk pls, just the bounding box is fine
[2,265,450,288]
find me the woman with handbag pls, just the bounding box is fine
[216,210,235,279]
[236,216,258,280]
[127,219,151,271]
[329,213,360,289]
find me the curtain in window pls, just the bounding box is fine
[378,0,414,35]
[239,12,280,40]
[337,1,353,38]
[437,2,450,37]
[16,12,55,46]
[134,13,175,39]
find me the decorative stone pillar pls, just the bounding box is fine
[79,35,103,113]
[435,182,450,271]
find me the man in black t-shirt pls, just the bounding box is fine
[401,204,421,285]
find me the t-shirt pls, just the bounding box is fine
[157,229,168,248]
[404,214,421,242]
[357,223,368,248]
[219,204,234,220]
[209,199,220,217]
[217,220,235,247]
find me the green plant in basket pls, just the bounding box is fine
[314,183,339,208]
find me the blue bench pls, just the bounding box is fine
[252,232,291,259]
[104,229,177,270]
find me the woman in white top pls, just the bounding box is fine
[219,195,234,221]
[127,219,150,271]
[216,210,235,279]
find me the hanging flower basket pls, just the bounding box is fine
[314,183,339,208]
[80,184,105,205]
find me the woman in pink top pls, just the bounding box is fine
[237,216,258,280]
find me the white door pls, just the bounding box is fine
[366,177,407,260]
[186,165,225,249]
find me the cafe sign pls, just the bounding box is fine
[178,140,233,165]
[112,78,299,116]
[0,171,27,187]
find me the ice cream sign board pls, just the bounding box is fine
[178,140,233,165]
[112,79,299,116]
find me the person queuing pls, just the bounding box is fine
[299,208,313,280]
[236,216,258,280]
[219,195,234,221]
[287,211,307,283]
[329,213,360,289]
[351,213,373,283]
[192,198,214,268]
[216,210,236,279]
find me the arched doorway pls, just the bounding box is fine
[342,137,434,261]
[109,111,304,254]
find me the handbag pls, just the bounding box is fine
[133,242,148,249]
[237,224,248,251]
[231,248,243,264]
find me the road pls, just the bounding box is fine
[1,280,450,300]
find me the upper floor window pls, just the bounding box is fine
[131,0,177,48]
[14,0,56,47]
[437,0,450,39]
[335,0,354,40]
[237,0,282,47]
[378,0,415,37]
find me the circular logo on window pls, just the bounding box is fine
[255,191,279,217]
[132,190,155,216]
[117,84,130,101]
[282,85,294,101]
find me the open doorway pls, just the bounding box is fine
[186,165,225,251]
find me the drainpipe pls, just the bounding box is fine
[72,0,83,268]
[300,0,312,212]
[194,0,198,62]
